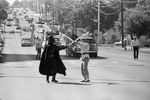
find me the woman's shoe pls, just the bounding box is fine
[52,80,58,83]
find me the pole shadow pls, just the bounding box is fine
[60,55,108,60]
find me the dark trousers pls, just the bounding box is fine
[36,49,41,60]
[46,73,56,81]
[133,46,139,59]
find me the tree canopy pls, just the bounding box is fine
[0,0,9,10]
[0,0,9,19]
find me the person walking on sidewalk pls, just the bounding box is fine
[35,37,42,60]
[39,35,68,83]
[131,36,140,59]
[77,37,90,82]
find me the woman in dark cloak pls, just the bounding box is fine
[39,35,68,83]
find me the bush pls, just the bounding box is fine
[103,29,120,44]
[139,36,150,48]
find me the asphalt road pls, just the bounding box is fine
[0,32,150,100]
[0,7,150,100]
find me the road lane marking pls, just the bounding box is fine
[3,63,10,66]
[26,63,32,65]
[111,61,119,63]
[69,62,76,64]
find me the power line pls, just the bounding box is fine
[92,6,121,16]
[120,0,139,3]
[124,7,150,13]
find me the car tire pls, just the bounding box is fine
[74,53,79,58]
[94,53,97,57]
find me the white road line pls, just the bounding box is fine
[3,63,10,66]
[69,62,76,64]
[111,61,119,63]
[26,63,32,65]
[90,62,97,64]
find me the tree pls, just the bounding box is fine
[0,9,8,19]
[0,0,9,20]
[115,0,150,39]
[12,0,23,7]
[0,0,9,10]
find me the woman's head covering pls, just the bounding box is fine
[48,36,55,44]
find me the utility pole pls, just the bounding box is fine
[45,0,47,21]
[97,0,100,43]
[52,0,55,29]
[121,0,124,49]
[90,0,92,33]
[39,0,41,17]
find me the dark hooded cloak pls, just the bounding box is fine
[39,36,67,76]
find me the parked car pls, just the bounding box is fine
[21,38,32,47]
[114,41,122,46]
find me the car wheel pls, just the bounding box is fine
[74,53,78,58]
[94,53,97,57]
[73,52,75,57]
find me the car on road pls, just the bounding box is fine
[23,12,26,14]
[15,22,19,26]
[7,22,12,26]
[16,25,21,30]
[19,13,22,16]
[21,38,32,47]
[36,21,44,24]
[7,18,13,21]
[114,41,122,46]
[26,18,34,22]
[38,24,43,28]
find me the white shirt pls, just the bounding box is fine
[131,39,140,47]
[78,42,90,61]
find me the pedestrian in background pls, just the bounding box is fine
[77,38,90,82]
[39,35,68,83]
[35,37,42,60]
[131,36,140,59]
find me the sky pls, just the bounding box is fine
[6,0,22,5]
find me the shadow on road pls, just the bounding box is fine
[61,55,108,60]
[56,82,91,85]
[0,53,107,63]
[1,54,36,63]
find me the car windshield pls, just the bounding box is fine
[22,38,30,41]
[80,39,96,44]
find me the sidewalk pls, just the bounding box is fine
[99,45,150,54]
